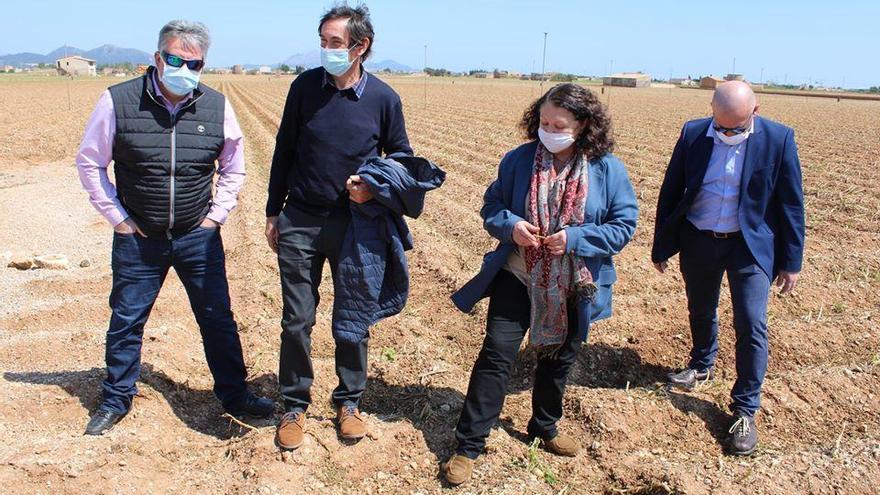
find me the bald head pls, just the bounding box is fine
[712,81,758,130]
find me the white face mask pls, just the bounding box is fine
[538,128,576,153]
[321,43,360,77]
[714,120,753,146]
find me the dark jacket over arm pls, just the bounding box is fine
[332,156,445,344]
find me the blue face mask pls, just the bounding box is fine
[321,43,359,76]
[161,63,200,96]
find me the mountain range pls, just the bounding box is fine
[1,45,415,72]
[0,45,153,66]
[280,50,414,73]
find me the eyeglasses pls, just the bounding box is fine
[161,51,205,72]
[713,113,753,135]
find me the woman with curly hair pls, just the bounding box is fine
[443,83,639,486]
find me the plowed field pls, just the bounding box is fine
[1,74,878,494]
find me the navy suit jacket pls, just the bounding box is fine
[651,116,805,278]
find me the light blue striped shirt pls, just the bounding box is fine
[687,123,748,233]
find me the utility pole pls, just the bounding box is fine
[423,44,427,108]
[760,67,764,84]
[540,32,548,92]
[65,41,71,110]
[732,57,736,75]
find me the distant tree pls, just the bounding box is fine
[551,73,577,82]
[868,86,880,94]
[279,64,291,73]
[294,65,306,75]
[425,67,451,77]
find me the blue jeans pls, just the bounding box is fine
[679,221,771,416]
[101,226,247,414]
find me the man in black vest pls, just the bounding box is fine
[76,20,273,435]
[265,4,412,450]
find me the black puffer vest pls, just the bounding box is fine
[108,66,225,238]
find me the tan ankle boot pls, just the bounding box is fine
[337,406,367,440]
[443,454,474,486]
[542,433,580,457]
[276,412,305,450]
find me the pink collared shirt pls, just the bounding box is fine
[75,71,245,227]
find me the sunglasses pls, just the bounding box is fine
[713,113,754,135]
[160,51,205,71]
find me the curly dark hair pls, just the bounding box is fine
[519,83,615,160]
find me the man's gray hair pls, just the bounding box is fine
[158,20,211,55]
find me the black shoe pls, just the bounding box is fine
[225,393,275,419]
[84,409,126,436]
[666,367,715,390]
[728,414,758,455]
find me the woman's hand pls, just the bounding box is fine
[543,230,567,256]
[512,221,541,248]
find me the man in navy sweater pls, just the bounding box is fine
[265,4,412,450]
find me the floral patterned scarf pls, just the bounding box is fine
[523,144,595,352]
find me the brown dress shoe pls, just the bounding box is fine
[542,433,580,457]
[443,454,474,486]
[276,412,305,450]
[337,406,367,440]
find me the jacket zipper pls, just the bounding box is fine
[168,116,176,239]
[145,87,202,239]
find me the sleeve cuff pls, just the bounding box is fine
[501,215,525,243]
[206,207,229,225]
[107,210,129,228]
[564,226,578,254]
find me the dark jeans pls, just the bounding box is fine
[455,270,583,459]
[276,204,368,413]
[679,221,771,416]
[102,226,247,414]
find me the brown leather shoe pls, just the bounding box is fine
[542,433,580,457]
[337,406,367,440]
[442,454,474,486]
[276,412,305,450]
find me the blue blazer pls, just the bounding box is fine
[451,141,638,341]
[651,116,805,278]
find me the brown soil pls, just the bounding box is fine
[0,75,877,494]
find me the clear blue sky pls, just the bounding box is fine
[3,0,878,88]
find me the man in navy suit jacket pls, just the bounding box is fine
[651,81,805,455]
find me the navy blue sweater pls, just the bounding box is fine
[266,68,413,216]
